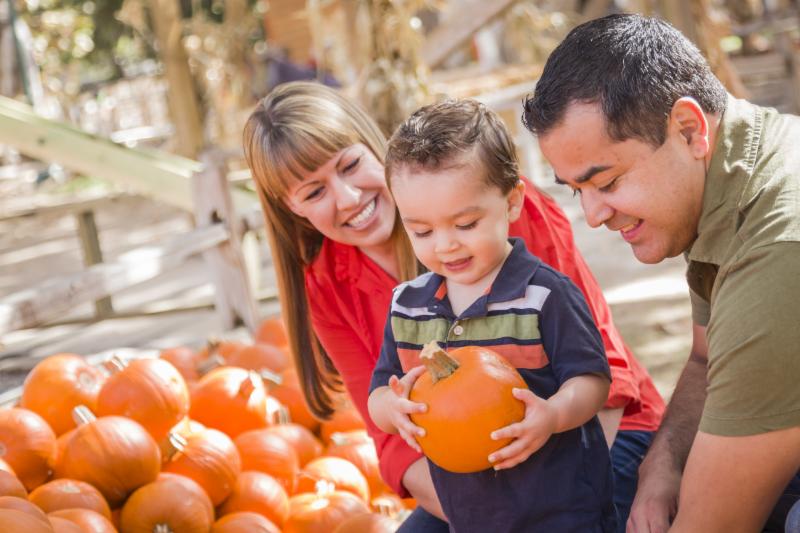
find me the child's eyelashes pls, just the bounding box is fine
[413,230,432,238]
[456,220,478,230]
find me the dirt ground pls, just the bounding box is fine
[0,176,692,403]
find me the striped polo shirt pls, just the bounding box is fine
[370,238,616,532]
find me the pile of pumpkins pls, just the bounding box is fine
[0,318,411,532]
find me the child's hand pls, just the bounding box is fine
[386,366,428,453]
[488,388,557,470]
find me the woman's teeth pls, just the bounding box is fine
[347,198,376,227]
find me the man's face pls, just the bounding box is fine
[538,102,706,264]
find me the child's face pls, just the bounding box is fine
[391,160,524,287]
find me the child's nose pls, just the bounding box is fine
[434,231,458,253]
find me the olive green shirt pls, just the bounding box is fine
[686,96,800,436]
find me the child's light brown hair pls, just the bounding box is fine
[385,99,520,194]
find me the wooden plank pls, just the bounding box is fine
[421,0,519,69]
[75,210,114,318]
[192,149,260,333]
[0,96,256,213]
[0,223,229,336]
[0,192,128,222]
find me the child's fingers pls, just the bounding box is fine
[389,375,404,396]
[397,428,422,453]
[512,387,538,406]
[490,420,525,441]
[488,437,527,466]
[389,366,426,397]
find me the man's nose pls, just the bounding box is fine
[581,189,614,228]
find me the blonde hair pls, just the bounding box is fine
[243,82,418,419]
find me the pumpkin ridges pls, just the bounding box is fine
[0,471,26,498]
[120,475,214,533]
[284,489,370,533]
[325,431,387,497]
[0,508,55,533]
[332,511,400,533]
[48,508,116,533]
[29,479,111,518]
[0,408,57,490]
[263,424,322,467]
[189,367,269,438]
[234,429,299,495]
[217,471,290,527]
[48,515,84,533]
[211,511,281,533]
[21,354,106,436]
[0,495,51,523]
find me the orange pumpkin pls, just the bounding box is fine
[234,429,299,494]
[21,354,105,436]
[211,511,280,533]
[409,343,526,473]
[226,344,290,374]
[48,509,116,533]
[0,470,26,498]
[0,408,56,490]
[162,428,241,505]
[120,475,213,533]
[48,516,84,533]
[255,318,289,348]
[198,339,247,361]
[189,367,270,438]
[0,508,54,532]
[325,431,387,496]
[332,512,400,533]
[295,457,369,502]
[370,493,406,516]
[265,369,320,432]
[264,424,322,467]
[319,407,365,445]
[284,487,370,533]
[159,346,207,383]
[0,495,50,522]
[0,458,15,476]
[56,407,160,507]
[29,479,111,518]
[96,357,190,442]
[217,471,290,527]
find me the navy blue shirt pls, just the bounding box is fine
[370,239,616,532]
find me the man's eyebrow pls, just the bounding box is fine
[554,165,613,185]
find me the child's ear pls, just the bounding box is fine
[507,180,525,223]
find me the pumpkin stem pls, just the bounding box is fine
[238,371,261,398]
[72,405,97,427]
[197,353,224,376]
[330,431,368,447]
[153,524,173,533]
[164,432,188,462]
[259,368,284,388]
[103,355,127,374]
[419,341,460,384]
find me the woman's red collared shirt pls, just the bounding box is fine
[304,179,665,496]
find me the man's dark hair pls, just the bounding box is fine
[386,99,520,195]
[523,14,728,146]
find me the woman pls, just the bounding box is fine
[243,81,664,531]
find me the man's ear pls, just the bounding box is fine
[507,180,525,223]
[669,97,710,159]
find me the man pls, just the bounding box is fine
[522,13,800,533]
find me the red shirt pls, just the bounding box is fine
[305,180,664,496]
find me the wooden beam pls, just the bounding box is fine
[421,0,519,69]
[0,223,229,336]
[75,210,114,318]
[0,95,256,213]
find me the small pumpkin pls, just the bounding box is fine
[119,475,214,533]
[0,508,54,533]
[283,484,370,533]
[255,318,289,348]
[226,344,290,374]
[295,457,369,502]
[159,346,207,383]
[325,431,387,497]
[0,458,15,476]
[264,424,322,467]
[265,369,320,432]
[0,408,57,490]
[409,342,526,473]
[29,479,111,518]
[161,428,241,505]
[217,471,290,527]
[319,407,365,446]
[21,354,105,436]
[48,509,116,533]
[234,429,299,494]
[56,407,160,507]
[332,512,401,533]
[48,516,84,533]
[211,511,280,533]
[96,357,190,442]
[189,367,270,438]
[0,495,50,523]
[0,470,26,498]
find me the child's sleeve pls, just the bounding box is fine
[539,272,611,385]
[369,309,406,393]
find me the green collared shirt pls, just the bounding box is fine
[686,96,800,436]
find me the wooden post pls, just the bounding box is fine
[192,149,260,333]
[75,210,114,318]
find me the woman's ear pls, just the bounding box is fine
[507,180,525,223]
[669,97,710,159]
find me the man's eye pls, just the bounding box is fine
[598,177,618,193]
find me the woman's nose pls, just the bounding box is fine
[581,189,614,228]
[332,176,362,209]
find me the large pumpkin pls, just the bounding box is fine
[189,367,270,438]
[234,429,299,494]
[409,342,526,473]
[0,408,57,490]
[21,354,105,436]
[29,479,111,518]
[56,407,160,507]
[96,357,190,442]
[162,428,241,505]
[217,471,290,527]
[284,486,370,533]
[119,475,213,533]
[211,511,280,533]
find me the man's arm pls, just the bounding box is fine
[627,324,708,533]
[671,426,800,532]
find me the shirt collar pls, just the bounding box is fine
[687,95,764,264]
[395,238,540,314]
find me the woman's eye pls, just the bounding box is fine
[342,157,361,173]
[456,220,478,230]
[598,177,618,193]
[305,187,324,201]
